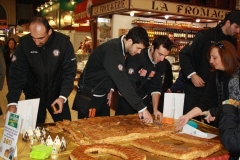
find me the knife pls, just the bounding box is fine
[153,121,162,126]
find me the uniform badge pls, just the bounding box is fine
[189,41,193,45]
[128,68,134,74]
[138,68,147,77]
[149,71,155,77]
[118,64,123,71]
[11,55,17,62]
[53,49,60,56]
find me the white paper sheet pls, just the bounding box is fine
[16,98,40,134]
[179,124,217,139]
[163,93,185,120]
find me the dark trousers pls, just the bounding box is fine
[37,102,71,124]
[115,95,153,116]
[183,83,205,121]
[78,95,110,119]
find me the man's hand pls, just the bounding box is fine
[153,109,163,122]
[51,98,64,114]
[138,109,153,123]
[175,115,190,132]
[107,90,113,106]
[167,88,172,93]
[191,74,205,87]
[4,105,17,120]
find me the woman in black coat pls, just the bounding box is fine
[3,38,17,84]
[176,40,240,159]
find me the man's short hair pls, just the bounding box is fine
[125,26,149,48]
[152,35,172,51]
[224,10,240,26]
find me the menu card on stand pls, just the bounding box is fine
[0,112,22,160]
[162,93,185,124]
[16,98,40,134]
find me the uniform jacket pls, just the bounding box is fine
[124,48,166,98]
[162,59,173,93]
[218,104,240,160]
[7,31,76,104]
[78,36,146,111]
[179,24,237,92]
[0,50,6,90]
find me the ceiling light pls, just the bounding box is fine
[49,0,54,5]
[164,15,169,19]
[40,5,44,10]
[44,2,48,8]
[48,19,56,27]
[36,7,41,12]
[196,19,200,22]
[130,11,134,16]
[70,0,76,5]
[147,12,151,14]
[64,15,72,24]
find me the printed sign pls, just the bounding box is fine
[0,112,22,160]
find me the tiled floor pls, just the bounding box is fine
[0,78,115,127]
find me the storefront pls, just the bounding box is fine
[90,0,233,80]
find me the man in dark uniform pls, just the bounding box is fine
[76,26,153,123]
[115,35,172,121]
[179,10,240,116]
[5,16,76,123]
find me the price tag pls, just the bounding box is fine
[0,112,22,160]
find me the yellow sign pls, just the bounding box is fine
[131,0,229,20]
[92,0,130,16]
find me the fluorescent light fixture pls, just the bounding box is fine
[97,18,110,23]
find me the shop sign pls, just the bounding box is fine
[92,0,130,16]
[131,0,230,20]
[0,20,8,29]
[74,0,94,23]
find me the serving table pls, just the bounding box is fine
[0,118,229,160]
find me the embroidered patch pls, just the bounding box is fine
[149,71,155,77]
[53,49,60,56]
[118,64,123,71]
[11,55,17,62]
[128,68,134,74]
[138,68,147,77]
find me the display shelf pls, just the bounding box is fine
[132,22,204,31]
